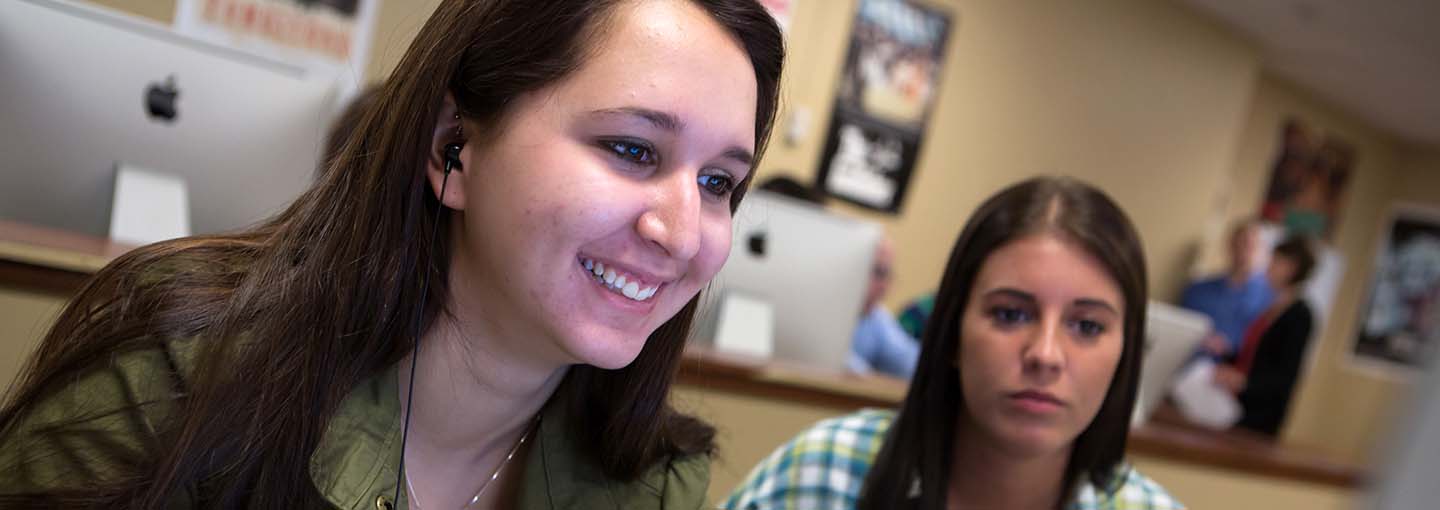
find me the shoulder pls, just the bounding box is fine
[1289,300,1314,322]
[721,409,894,510]
[1272,301,1314,334]
[0,338,196,493]
[653,450,711,508]
[1074,465,1185,510]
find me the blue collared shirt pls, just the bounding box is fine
[1180,273,1273,358]
[848,306,919,379]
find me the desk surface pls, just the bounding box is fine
[0,219,1367,489]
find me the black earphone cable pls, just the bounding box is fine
[391,145,461,508]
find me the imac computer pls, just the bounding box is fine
[701,190,882,371]
[0,0,339,238]
[1133,301,1211,427]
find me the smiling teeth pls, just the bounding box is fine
[580,258,659,302]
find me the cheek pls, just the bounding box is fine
[1076,337,1125,407]
[957,320,1001,394]
[690,214,734,281]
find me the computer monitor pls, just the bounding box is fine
[0,0,339,238]
[701,190,882,371]
[1133,301,1212,427]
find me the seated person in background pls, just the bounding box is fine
[756,175,919,379]
[1181,219,1272,361]
[1213,236,1316,437]
[848,234,920,379]
[724,176,1183,510]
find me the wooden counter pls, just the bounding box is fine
[0,219,1367,491]
[0,219,132,295]
[677,345,1365,489]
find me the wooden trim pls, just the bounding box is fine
[0,258,91,296]
[677,346,908,410]
[1128,406,1365,488]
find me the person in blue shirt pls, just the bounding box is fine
[1181,220,1274,360]
[848,234,921,379]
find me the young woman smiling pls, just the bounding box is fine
[0,1,783,508]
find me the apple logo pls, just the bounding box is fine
[145,75,179,122]
[747,230,767,258]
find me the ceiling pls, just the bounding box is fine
[1176,0,1440,148]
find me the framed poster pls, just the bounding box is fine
[174,0,379,95]
[1353,206,1440,372]
[816,0,951,213]
[1260,118,1356,240]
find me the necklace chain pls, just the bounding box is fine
[405,416,540,509]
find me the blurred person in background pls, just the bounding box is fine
[1181,219,1273,361]
[848,233,920,379]
[1213,236,1317,437]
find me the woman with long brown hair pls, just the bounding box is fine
[724,177,1183,510]
[0,0,783,508]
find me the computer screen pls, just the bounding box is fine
[702,190,882,371]
[0,0,338,238]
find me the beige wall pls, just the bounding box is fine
[762,0,1261,311]
[0,288,66,392]
[1198,74,1440,466]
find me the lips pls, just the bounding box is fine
[1008,389,1065,414]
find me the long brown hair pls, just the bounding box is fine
[857,176,1148,510]
[0,0,782,507]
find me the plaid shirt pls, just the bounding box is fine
[722,409,1185,510]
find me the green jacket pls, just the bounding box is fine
[0,338,710,509]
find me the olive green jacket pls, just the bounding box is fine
[0,339,710,509]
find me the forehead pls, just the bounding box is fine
[542,0,758,146]
[973,234,1124,308]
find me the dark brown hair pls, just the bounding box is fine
[1272,236,1316,286]
[857,176,1149,510]
[318,85,381,179]
[0,0,782,507]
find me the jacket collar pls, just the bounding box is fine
[307,367,666,510]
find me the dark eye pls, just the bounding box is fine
[988,306,1031,326]
[698,174,736,198]
[1072,319,1107,338]
[602,139,657,165]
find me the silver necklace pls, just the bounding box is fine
[405,416,540,509]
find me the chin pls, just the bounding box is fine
[563,327,654,370]
[990,423,1072,458]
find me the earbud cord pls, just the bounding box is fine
[392,156,455,508]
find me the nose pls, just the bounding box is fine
[636,170,702,261]
[1022,317,1065,376]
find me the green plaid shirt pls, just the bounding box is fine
[723,409,1184,510]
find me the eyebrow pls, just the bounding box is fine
[982,288,1120,315]
[589,107,755,166]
